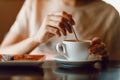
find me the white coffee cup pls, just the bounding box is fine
[56,40,90,61]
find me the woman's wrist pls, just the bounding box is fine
[30,38,40,47]
[32,35,43,45]
[22,37,41,54]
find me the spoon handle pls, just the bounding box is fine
[72,26,79,41]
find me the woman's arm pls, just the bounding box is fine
[0,0,75,55]
[0,35,40,55]
[0,0,40,55]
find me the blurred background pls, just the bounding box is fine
[0,0,24,43]
[0,0,120,43]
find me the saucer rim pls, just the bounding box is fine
[54,54,100,62]
[54,55,101,67]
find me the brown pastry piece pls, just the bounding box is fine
[13,54,45,60]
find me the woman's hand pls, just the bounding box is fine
[88,37,109,60]
[34,11,75,43]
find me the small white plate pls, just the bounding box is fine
[0,60,44,66]
[54,55,100,67]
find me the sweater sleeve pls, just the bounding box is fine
[104,9,120,60]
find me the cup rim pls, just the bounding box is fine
[63,40,91,43]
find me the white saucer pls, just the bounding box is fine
[54,55,101,67]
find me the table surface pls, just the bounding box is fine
[0,60,120,80]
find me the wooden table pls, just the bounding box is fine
[0,60,120,80]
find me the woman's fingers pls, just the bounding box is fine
[90,37,102,46]
[47,20,67,36]
[47,12,75,35]
[63,21,73,33]
[50,11,75,25]
[46,25,61,37]
[88,37,108,57]
[88,43,105,54]
[36,11,75,43]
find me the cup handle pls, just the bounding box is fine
[56,42,68,59]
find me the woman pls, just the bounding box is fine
[0,0,120,60]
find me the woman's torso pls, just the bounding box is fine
[28,0,119,58]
